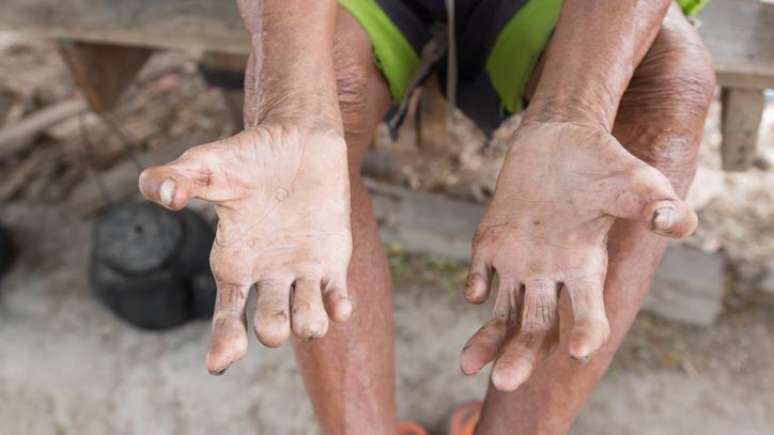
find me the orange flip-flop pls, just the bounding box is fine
[397,421,428,435]
[448,401,482,435]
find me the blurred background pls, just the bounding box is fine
[0,0,772,434]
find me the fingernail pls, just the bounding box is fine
[209,367,228,376]
[653,207,674,231]
[572,354,592,364]
[159,178,176,206]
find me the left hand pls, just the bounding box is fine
[460,121,697,391]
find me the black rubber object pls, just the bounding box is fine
[0,224,14,278]
[90,201,216,330]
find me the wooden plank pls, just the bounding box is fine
[0,0,772,88]
[59,41,153,113]
[720,88,765,171]
[0,0,250,54]
[699,0,774,89]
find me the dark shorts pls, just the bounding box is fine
[339,0,563,135]
[337,0,708,135]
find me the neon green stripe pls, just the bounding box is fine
[485,0,563,114]
[677,0,709,16]
[338,0,419,102]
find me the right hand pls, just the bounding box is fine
[139,124,354,374]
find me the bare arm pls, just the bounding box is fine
[525,0,672,130]
[238,0,343,132]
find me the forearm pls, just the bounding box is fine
[524,0,671,131]
[238,0,342,131]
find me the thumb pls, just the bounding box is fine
[605,166,698,239]
[643,199,698,239]
[138,148,212,210]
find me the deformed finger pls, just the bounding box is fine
[206,281,250,375]
[460,318,508,375]
[564,277,610,361]
[291,278,329,340]
[254,277,292,348]
[492,274,520,325]
[644,199,698,239]
[464,250,492,304]
[491,278,558,392]
[323,272,352,323]
[138,152,212,210]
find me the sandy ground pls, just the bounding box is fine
[1,204,773,435]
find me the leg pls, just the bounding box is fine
[291,7,395,435]
[475,5,715,434]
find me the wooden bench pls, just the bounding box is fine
[1,0,772,170]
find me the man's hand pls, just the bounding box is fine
[460,121,697,391]
[139,125,353,374]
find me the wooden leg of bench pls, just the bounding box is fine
[58,40,154,113]
[199,52,248,129]
[417,76,448,154]
[720,87,764,171]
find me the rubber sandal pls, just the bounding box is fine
[397,421,428,435]
[448,401,482,435]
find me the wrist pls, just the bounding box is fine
[522,93,614,132]
[252,98,343,135]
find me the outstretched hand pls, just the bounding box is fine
[140,125,353,374]
[460,121,697,391]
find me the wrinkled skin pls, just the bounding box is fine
[460,121,697,392]
[139,125,353,374]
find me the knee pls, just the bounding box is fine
[620,24,715,172]
[656,36,716,122]
[332,8,385,150]
[632,29,715,125]
[333,56,375,178]
[335,58,370,140]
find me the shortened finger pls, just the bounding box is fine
[564,276,610,360]
[323,273,352,323]
[644,199,698,239]
[521,278,558,332]
[490,278,558,392]
[460,319,508,375]
[490,330,544,392]
[291,278,329,340]
[492,274,520,325]
[206,282,250,375]
[254,278,292,347]
[464,250,492,304]
[139,153,210,210]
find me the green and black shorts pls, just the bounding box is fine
[338,0,708,136]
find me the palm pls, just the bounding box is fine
[140,125,353,374]
[461,121,697,391]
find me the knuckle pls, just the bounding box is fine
[522,310,556,333]
[264,309,289,324]
[472,227,498,253]
[294,262,325,281]
[292,301,312,317]
[627,165,667,192]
